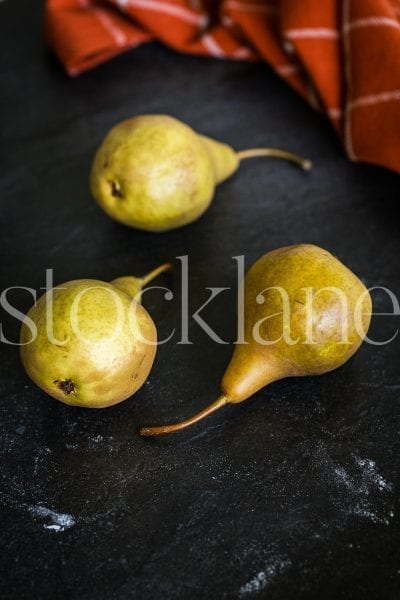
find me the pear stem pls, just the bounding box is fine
[141,262,172,286]
[237,148,312,171]
[140,395,229,437]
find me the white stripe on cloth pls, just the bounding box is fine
[202,34,225,57]
[276,64,300,76]
[344,16,400,33]
[222,15,235,27]
[115,0,133,8]
[224,1,278,14]
[79,1,128,46]
[94,10,128,46]
[116,0,207,26]
[232,47,253,58]
[328,107,343,119]
[351,89,400,109]
[284,28,339,39]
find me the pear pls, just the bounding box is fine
[20,264,170,408]
[140,245,372,436]
[90,115,311,232]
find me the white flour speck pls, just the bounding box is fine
[352,503,394,526]
[66,443,79,450]
[29,505,75,532]
[333,456,394,526]
[334,466,354,490]
[89,434,104,449]
[33,447,51,475]
[239,558,290,595]
[334,455,392,495]
[354,457,392,492]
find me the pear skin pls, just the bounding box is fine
[90,115,215,232]
[20,264,170,408]
[222,244,372,403]
[91,114,311,232]
[141,244,372,435]
[197,134,239,184]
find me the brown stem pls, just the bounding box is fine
[237,148,312,171]
[140,395,229,437]
[141,262,172,286]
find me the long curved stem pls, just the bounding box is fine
[237,148,312,171]
[140,395,229,437]
[141,262,172,286]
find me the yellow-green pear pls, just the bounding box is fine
[20,264,170,408]
[140,245,372,436]
[90,114,311,232]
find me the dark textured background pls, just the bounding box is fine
[1,1,400,599]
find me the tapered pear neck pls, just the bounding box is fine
[237,147,312,171]
[140,395,229,436]
[198,134,239,184]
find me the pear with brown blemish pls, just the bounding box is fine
[90,114,312,232]
[140,245,372,436]
[20,263,171,408]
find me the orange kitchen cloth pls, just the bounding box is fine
[44,0,400,172]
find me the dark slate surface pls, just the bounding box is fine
[1,1,399,599]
